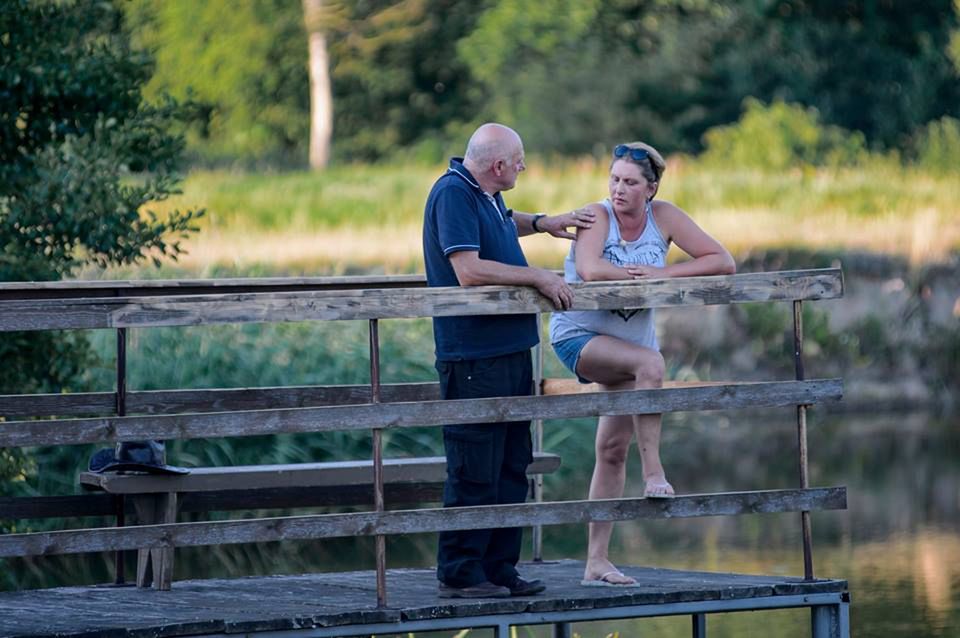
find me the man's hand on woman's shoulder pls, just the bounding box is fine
[537,207,597,240]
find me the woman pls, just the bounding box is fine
[550,142,735,586]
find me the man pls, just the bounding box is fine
[422,123,594,598]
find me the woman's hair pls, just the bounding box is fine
[611,141,666,185]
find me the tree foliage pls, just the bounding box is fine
[0,0,202,393]
[49,0,960,163]
[325,0,491,161]
[703,0,960,151]
[125,0,310,164]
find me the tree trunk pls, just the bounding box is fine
[303,0,333,170]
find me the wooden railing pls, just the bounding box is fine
[0,268,844,605]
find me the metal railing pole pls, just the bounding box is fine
[114,327,127,585]
[369,319,387,607]
[532,314,544,562]
[793,300,814,580]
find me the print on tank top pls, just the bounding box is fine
[603,241,663,322]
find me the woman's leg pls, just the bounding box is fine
[583,412,635,583]
[576,336,669,583]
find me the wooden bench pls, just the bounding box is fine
[77,454,561,589]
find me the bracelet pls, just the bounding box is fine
[532,213,546,233]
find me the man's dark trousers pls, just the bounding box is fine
[435,350,534,588]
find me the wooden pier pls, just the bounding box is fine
[0,269,850,637]
[0,560,849,638]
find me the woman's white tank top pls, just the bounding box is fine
[548,199,670,350]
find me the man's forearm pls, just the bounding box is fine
[453,255,545,287]
[449,251,572,310]
[515,212,543,237]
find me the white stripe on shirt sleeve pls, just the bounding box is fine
[443,244,480,255]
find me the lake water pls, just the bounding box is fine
[5,409,958,637]
[522,409,960,637]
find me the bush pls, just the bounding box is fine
[914,116,960,175]
[700,99,867,171]
[0,0,201,504]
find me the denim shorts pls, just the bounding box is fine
[551,334,597,383]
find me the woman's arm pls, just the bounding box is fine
[574,203,633,281]
[627,202,735,279]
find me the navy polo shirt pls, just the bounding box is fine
[422,158,539,361]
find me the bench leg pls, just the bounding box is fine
[131,493,177,590]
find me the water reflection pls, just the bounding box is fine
[534,409,960,637]
[4,411,958,637]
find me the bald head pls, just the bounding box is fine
[464,123,522,169]
[463,123,525,193]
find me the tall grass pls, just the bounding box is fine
[122,158,959,277]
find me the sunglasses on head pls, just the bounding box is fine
[613,144,660,180]
[613,144,650,162]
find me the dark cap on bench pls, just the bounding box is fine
[89,441,190,475]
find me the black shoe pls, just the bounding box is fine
[505,577,546,597]
[438,581,511,599]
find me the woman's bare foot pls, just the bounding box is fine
[643,476,675,498]
[583,559,637,585]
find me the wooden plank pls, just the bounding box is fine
[0,485,449,521]
[0,379,843,448]
[0,274,428,300]
[0,562,848,638]
[0,269,843,331]
[177,483,447,511]
[0,391,117,418]
[0,487,846,557]
[78,452,562,494]
[0,494,116,520]
[0,383,440,418]
[1,378,764,418]
[543,379,731,395]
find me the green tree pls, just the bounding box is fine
[0,0,202,395]
[703,0,960,151]
[462,0,960,155]
[125,0,310,164]
[458,0,731,155]
[325,0,491,161]
[127,0,488,164]
[303,0,334,170]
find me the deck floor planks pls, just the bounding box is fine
[0,560,847,638]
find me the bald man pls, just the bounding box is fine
[423,123,594,598]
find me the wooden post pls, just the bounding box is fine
[114,327,126,585]
[532,314,544,561]
[793,300,814,580]
[131,492,177,590]
[369,319,387,607]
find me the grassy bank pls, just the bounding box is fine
[119,159,960,277]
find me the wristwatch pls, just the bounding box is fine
[532,213,547,233]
